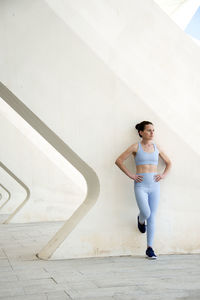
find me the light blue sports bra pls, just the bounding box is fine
[134,142,159,166]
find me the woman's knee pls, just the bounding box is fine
[141,209,151,220]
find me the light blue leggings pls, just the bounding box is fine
[134,172,160,247]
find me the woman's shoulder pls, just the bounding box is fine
[124,142,139,154]
[132,142,140,153]
[155,143,163,153]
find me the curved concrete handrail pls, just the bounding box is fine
[0,82,100,259]
[0,183,11,211]
[0,193,2,201]
[0,161,30,224]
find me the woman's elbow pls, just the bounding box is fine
[167,160,172,167]
[115,158,122,165]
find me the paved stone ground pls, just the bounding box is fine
[0,222,200,300]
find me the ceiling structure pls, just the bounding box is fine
[154,0,200,45]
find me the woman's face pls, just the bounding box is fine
[140,124,154,140]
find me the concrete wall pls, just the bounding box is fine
[0,0,200,258]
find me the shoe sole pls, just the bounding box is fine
[146,255,157,260]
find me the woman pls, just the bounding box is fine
[115,121,171,259]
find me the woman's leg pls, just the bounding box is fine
[147,184,160,247]
[134,187,151,224]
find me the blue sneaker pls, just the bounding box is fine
[137,216,146,233]
[146,247,157,259]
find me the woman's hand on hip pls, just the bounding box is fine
[154,174,165,182]
[130,174,144,182]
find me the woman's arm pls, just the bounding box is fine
[115,144,137,180]
[157,144,172,179]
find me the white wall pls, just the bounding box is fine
[0,0,200,258]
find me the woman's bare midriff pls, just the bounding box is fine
[136,164,157,173]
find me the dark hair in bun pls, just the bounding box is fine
[135,121,153,138]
